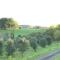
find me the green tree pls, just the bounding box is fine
[30,37,37,52]
[0,40,3,55]
[16,37,28,57]
[46,35,52,45]
[55,24,60,30]
[45,27,55,41]
[6,39,15,56]
[0,18,19,29]
[38,37,47,48]
[54,30,60,41]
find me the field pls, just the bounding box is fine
[0,28,46,37]
[0,28,60,60]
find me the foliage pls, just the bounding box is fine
[0,40,3,55]
[38,38,47,48]
[45,27,55,41]
[16,37,28,56]
[29,37,37,52]
[0,23,60,60]
[46,35,52,45]
[54,30,60,41]
[0,18,19,29]
[6,39,15,56]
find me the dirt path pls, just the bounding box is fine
[35,49,60,60]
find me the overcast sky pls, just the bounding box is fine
[0,0,60,27]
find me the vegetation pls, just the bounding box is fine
[0,18,19,29]
[6,39,15,56]
[55,54,60,60]
[0,18,60,60]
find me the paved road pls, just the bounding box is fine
[35,49,60,60]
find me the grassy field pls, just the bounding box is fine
[0,42,60,60]
[0,28,46,37]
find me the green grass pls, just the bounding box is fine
[0,42,60,60]
[0,28,46,37]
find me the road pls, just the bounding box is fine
[35,49,60,60]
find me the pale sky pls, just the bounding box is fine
[0,0,60,27]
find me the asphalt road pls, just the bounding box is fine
[35,49,60,60]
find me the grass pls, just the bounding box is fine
[0,42,60,60]
[54,54,60,60]
[0,28,46,37]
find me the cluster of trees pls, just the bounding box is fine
[0,24,60,57]
[0,18,19,29]
[0,34,28,57]
[27,25,60,50]
[0,18,60,57]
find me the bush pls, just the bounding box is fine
[38,38,47,48]
[29,37,37,52]
[6,39,15,56]
[16,37,28,57]
[0,40,3,55]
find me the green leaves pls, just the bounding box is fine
[0,40,3,55]
[0,18,19,30]
[30,37,37,52]
[15,37,28,57]
[6,39,15,56]
[54,30,60,41]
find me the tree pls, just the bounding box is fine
[3,32,9,41]
[16,37,28,57]
[44,34,52,45]
[38,37,47,48]
[6,39,15,56]
[29,37,37,52]
[54,30,60,41]
[55,24,60,30]
[0,40,3,56]
[45,27,55,41]
[0,18,19,29]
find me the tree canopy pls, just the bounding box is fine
[0,18,19,29]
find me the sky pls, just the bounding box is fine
[0,0,60,27]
